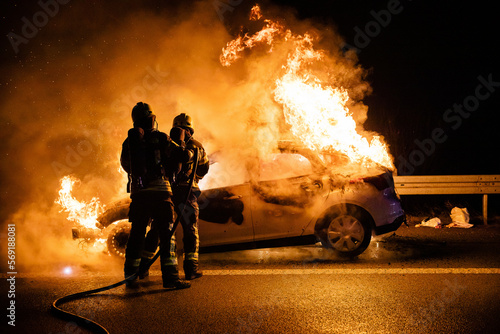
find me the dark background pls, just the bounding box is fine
[269,0,499,176]
[1,0,499,217]
[2,0,499,174]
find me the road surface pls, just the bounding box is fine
[2,224,500,333]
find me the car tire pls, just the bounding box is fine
[315,204,373,257]
[106,221,131,258]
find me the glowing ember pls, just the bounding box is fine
[62,266,73,275]
[56,175,105,230]
[220,5,394,170]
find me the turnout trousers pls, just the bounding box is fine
[124,191,176,279]
[142,186,200,274]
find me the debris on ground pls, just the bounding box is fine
[415,217,442,228]
[447,207,473,228]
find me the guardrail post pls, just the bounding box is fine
[483,194,488,225]
[394,175,499,225]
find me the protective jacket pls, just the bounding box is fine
[121,128,177,195]
[121,127,188,284]
[174,135,209,191]
[140,130,209,279]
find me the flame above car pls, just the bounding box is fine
[220,4,394,171]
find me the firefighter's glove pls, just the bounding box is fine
[196,161,209,178]
[170,127,186,148]
[179,148,194,163]
[170,144,194,164]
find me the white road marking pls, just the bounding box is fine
[203,268,500,275]
[2,268,499,278]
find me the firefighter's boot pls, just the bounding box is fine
[124,258,140,288]
[162,265,191,289]
[138,258,151,279]
[138,249,156,279]
[184,260,203,280]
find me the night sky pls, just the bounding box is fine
[1,0,499,219]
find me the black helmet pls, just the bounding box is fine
[172,113,194,134]
[131,102,156,129]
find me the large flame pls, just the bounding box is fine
[219,5,283,67]
[221,5,394,170]
[56,175,105,230]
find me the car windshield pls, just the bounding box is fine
[259,153,313,181]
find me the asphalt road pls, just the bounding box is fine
[2,224,500,334]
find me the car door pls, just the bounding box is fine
[197,183,254,247]
[250,153,320,241]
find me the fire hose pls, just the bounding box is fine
[51,147,200,334]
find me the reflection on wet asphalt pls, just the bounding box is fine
[199,225,500,270]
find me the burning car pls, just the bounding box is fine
[73,143,405,258]
[64,5,406,259]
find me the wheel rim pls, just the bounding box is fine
[327,215,365,252]
[107,222,130,258]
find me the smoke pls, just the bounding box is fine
[0,1,384,272]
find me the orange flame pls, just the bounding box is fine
[220,7,283,67]
[274,37,394,169]
[56,175,105,230]
[249,4,263,21]
[220,5,394,170]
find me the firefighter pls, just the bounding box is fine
[140,113,209,280]
[172,113,209,279]
[120,102,191,289]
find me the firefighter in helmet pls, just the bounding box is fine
[140,113,209,280]
[120,102,191,289]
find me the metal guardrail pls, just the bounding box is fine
[394,175,500,224]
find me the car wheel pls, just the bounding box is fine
[315,205,373,257]
[106,220,131,258]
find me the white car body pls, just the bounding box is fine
[87,145,406,257]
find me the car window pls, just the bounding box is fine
[198,161,249,190]
[259,153,313,181]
